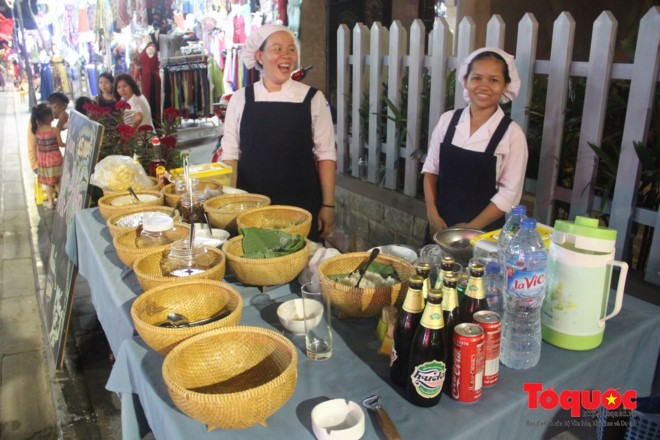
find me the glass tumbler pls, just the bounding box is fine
[301,281,333,361]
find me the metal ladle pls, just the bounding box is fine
[355,248,380,288]
[362,394,400,440]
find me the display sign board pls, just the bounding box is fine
[41,110,104,368]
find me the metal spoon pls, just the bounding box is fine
[188,222,195,250]
[362,394,400,440]
[157,309,230,328]
[204,212,213,232]
[355,248,380,288]
[127,187,141,204]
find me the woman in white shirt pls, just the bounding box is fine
[422,48,528,243]
[221,25,336,242]
[113,73,154,129]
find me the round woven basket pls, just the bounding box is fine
[319,252,415,318]
[131,280,243,355]
[162,326,297,430]
[106,207,180,239]
[222,236,308,287]
[162,179,223,207]
[133,245,226,292]
[236,205,312,237]
[101,176,160,196]
[203,194,271,232]
[112,223,190,267]
[98,190,164,220]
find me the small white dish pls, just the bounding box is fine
[311,399,365,440]
[110,194,158,206]
[193,227,230,248]
[371,244,418,264]
[277,299,323,335]
[221,186,247,195]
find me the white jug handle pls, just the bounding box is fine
[599,260,628,328]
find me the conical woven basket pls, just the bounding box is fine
[162,326,297,430]
[318,252,415,318]
[162,179,223,207]
[133,246,226,292]
[112,223,190,267]
[131,280,243,355]
[203,194,271,232]
[236,205,312,237]
[106,206,180,238]
[98,190,164,220]
[222,236,308,287]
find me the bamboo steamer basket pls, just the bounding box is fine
[162,326,297,430]
[101,176,160,196]
[222,236,308,288]
[133,245,226,292]
[318,252,415,318]
[106,206,180,238]
[203,194,271,233]
[131,280,243,355]
[236,205,312,237]
[162,179,223,207]
[97,190,164,220]
[112,222,190,267]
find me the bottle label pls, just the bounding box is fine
[410,360,446,398]
[390,343,398,367]
[402,290,424,313]
[441,286,458,311]
[419,307,444,330]
[466,279,485,299]
[507,268,545,297]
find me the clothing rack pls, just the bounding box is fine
[161,55,212,121]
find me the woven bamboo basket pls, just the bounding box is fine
[318,252,415,318]
[133,246,226,292]
[112,223,190,267]
[98,190,164,220]
[162,326,297,430]
[203,194,271,232]
[236,205,312,237]
[162,179,223,207]
[222,236,308,287]
[101,176,160,196]
[131,280,243,355]
[106,207,180,238]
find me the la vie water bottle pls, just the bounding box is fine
[500,218,547,369]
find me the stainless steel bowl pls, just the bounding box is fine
[432,228,485,265]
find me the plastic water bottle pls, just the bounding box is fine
[500,218,547,369]
[498,205,526,263]
[484,261,503,315]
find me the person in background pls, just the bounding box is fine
[18,76,29,103]
[220,25,336,242]
[47,92,70,131]
[75,96,93,116]
[95,72,116,109]
[0,64,6,91]
[422,47,528,244]
[29,103,63,209]
[113,73,153,129]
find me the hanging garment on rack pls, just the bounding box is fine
[51,57,70,94]
[87,65,98,96]
[162,58,211,119]
[209,54,224,101]
[139,43,162,124]
[40,64,54,99]
[274,0,287,25]
[63,5,79,47]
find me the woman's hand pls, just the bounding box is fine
[318,206,334,239]
[428,211,447,237]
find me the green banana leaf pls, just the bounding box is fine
[328,261,399,282]
[240,227,306,259]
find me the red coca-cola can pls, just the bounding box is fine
[452,323,485,403]
[473,310,502,387]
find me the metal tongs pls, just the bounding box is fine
[127,187,141,204]
[362,394,401,440]
[354,248,380,287]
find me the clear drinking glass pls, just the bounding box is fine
[301,281,333,361]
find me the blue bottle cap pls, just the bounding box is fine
[521,218,537,229]
[485,261,500,274]
[511,205,526,216]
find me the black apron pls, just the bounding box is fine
[237,85,323,241]
[424,108,512,244]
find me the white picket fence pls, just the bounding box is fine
[335,7,660,285]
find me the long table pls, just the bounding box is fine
[68,208,660,439]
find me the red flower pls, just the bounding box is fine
[117,124,136,143]
[163,107,180,122]
[115,101,131,111]
[138,124,154,132]
[160,135,177,150]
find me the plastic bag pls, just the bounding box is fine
[298,247,341,285]
[90,155,154,192]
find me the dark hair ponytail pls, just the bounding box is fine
[30,103,53,134]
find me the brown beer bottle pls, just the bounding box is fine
[390,275,425,385]
[414,259,431,299]
[441,273,459,390]
[433,255,456,290]
[405,288,447,407]
[458,261,488,324]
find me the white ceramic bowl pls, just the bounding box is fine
[371,244,418,264]
[277,298,323,335]
[193,226,230,248]
[110,194,159,206]
[311,399,365,440]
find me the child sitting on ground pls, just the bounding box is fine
[29,103,63,209]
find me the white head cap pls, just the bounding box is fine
[458,47,521,104]
[242,25,298,71]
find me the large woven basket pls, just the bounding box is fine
[106,206,179,239]
[98,190,164,220]
[162,179,223,207]
[112,223,190,267]
[133,246,226,292]
[131,280,243,355]
[162,326,297,430]
[102,176,160,196]
[204,194,271,232]
[319,252,415,318]
[236,205,312,237]
[222,236,308,287]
